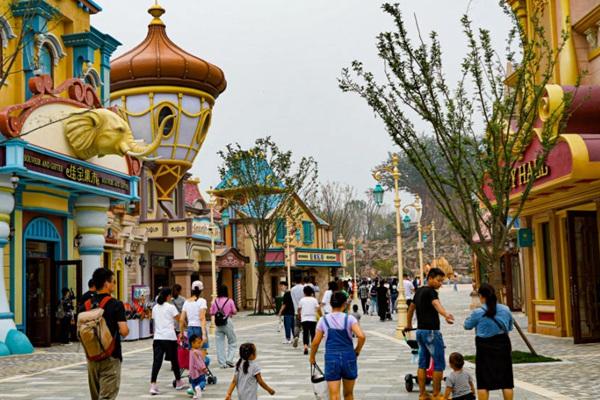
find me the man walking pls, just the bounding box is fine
[83,268,129,400]
[290,276,305,348]
[403,274,415,307]
[359,280,369,314]
[405,268,454,400]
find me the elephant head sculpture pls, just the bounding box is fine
[64,108,173,161]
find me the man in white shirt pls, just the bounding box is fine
[403,273,415,306]
[290,276,305,348]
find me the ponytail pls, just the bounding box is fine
[157,287,172,305]
[236,343,256,375]
[478,283,497,317]
[191,287,201,299]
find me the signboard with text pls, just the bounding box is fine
[23,149,131,194]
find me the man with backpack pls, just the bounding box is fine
[78,268,129,400]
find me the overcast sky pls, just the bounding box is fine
[93,0,512,202]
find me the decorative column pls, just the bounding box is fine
[0,175,33,355]
[74,196,110,285]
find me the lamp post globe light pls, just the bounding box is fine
[372,153,407,338]
[403,194,424,284]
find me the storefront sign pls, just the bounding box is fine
[517,228,533,248]
[192,218,220,239]
[23,149,130,194]
[296,252,338,263]
[510,159,550,189]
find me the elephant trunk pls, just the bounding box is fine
[121,115,174,158]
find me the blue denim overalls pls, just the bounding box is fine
[323,313,358,381]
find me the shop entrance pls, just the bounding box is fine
[24,217,62,347]
[567,211,600,343]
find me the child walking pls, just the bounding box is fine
[189,335,208,399]
[443,352,476,400]
[225,343,275,400]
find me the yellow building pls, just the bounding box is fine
[0,0,143,354]
[507,0,600,343]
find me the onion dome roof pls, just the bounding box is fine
[110,4,226,98]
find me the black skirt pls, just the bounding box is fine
[475,333,514,390]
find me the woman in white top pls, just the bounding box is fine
[179,280,208,347]
[321,281,337,315]
[150,287,185,395]
[298,285,321,355]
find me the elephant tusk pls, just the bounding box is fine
[125,115,174,158]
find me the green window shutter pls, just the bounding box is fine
[276,218,286,243]
[303,221,314,245]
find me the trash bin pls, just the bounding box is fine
[275,296,283,314]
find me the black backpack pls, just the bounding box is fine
[214,299,230,326]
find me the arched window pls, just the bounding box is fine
[39,44,54,79]
[83,67,101,88]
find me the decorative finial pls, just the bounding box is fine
[148,1,166,26]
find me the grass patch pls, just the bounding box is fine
[464,350,560,364]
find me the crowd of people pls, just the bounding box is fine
[74,267,515,400]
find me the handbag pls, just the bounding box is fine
[311,363,329,400]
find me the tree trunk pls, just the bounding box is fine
[255,264,266,314]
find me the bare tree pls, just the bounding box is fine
[339,3,572,280]
[217,137,318,314]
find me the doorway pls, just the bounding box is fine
[26,256,53,347]
[567,211,600,343]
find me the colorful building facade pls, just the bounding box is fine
[224,193,341,309]
[109,3,237,303]
[0,0,145,353]
[507,0,600,342]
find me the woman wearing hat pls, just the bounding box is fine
[179,280,208,345]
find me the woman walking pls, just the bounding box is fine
[150,287,186,395]
[376,280,389,321]
[310,291,366,400]
[321,281,337,315]
[298,285,320,355]
[179,280,208,345]
[464,284,514,400]
[210,285,238,368]
[277,282,295,344]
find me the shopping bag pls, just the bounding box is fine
[311,363,329,400]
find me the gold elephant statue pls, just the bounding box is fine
[63,108,173,161]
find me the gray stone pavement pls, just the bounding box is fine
[0,285,594,399]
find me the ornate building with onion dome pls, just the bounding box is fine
[110,3,247,301]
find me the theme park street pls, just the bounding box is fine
[0,285,594,400]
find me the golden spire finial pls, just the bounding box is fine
[148,1,166,26]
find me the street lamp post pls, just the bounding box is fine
[352,237,359,302]
[372,154,407,338]
[208,191,229,335]
[337,235,346,280]
[431,220,437,267]
[285,218,294,287]
[403,195,423,285]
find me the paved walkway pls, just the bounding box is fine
[0,285,595,399]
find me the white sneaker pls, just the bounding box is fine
[282,339,291,344]
[149,383,160,395]
[194,386,202,399]
[174,379,187,390]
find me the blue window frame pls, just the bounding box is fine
[39,45,54,79]
[302,221,314,245]
[275,218,286,243]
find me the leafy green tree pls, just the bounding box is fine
[339,3,572,279]
[217,137,318,313]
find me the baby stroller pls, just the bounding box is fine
[402,328,435,392]
[173,334,217,390]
